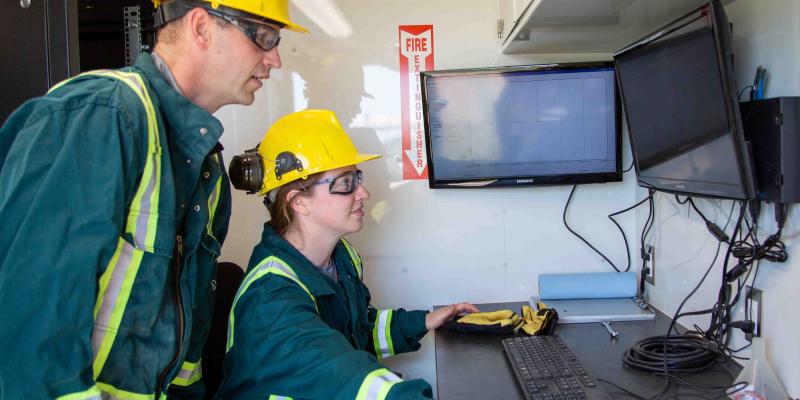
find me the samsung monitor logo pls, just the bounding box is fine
[516,179,534,184]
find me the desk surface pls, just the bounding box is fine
[434,302,740,399]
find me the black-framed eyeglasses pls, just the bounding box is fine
[311,170,364,195]
[207,9,281,52]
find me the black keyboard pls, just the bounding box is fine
[502,336,611,400]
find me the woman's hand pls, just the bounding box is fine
[425,302,481,330]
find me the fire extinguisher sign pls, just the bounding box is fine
[399,25,433,180]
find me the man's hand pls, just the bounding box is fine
[425,302,481,330]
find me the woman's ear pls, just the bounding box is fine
[287,189,310,216]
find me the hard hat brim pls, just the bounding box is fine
[273,17,309,33]
[353,153,382,165]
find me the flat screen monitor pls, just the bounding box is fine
[420,62,622,188]
[613,0,756,200]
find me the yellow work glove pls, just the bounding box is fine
[457,310,521,327]
[443,310,522,334]
[519,303,559,336]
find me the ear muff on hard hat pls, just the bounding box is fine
[229,109,381,196]
[152,0,308,33]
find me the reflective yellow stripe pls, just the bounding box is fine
[170,359,203,387]
[56,386,102,400]
[206,154,222,239]
[341,238,362,279]
[96,71,162,252]
[54,71,163,380]
[372,309,395,359]
[50,70,163,252]
[227,257,317,352]
[355,368,402,400]
[95,382,156,400]
[268,396,293,400]
[92,239,145,378]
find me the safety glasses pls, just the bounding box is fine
[312,170,364,195]
[207,9,281,52]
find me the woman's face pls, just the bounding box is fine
[305,165,370,237]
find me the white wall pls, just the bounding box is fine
[637,0,800,396]
[214,0,800,397]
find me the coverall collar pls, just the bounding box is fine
[260,224,349,297]
[133,53,224,161]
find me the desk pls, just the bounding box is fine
[435,302,740,399]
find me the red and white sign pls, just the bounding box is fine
[399,25,434,180]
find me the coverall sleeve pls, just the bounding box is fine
[217,276,433,400]
[364,284,430,360]
[0,92,141,399]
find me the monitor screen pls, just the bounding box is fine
[614,0,756,199]
[420,62,622,188]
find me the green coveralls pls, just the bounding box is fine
[0,53,231,399]
[216,225,433,399]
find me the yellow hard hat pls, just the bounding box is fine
[229,110,381,196]
[152,0,308,32]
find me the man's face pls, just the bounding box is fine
[207,17,282,107]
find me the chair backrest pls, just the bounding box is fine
[202,261,245,399]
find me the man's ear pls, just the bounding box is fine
[184,7,214,50]
[287,190,310,216]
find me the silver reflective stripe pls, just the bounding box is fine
[133,153,158,246]
[375,310,392,359]
[236,259,276,299]
[227,257,317,352]
[92,240,136,357]
[176,364,200,380]
[82,70,160,251]
[207,184,219,220]
[361,370,402,400]
[268,260,301,280]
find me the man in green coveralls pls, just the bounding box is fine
[0,0,306,398]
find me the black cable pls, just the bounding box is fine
[674,195,690,205]
[623,160,635,173]
[624,201,741,400]
[562,186,653,273]
[688,198,730,243]
[562,185,621,272]
[706,203,746,354]
[738,85,754,101]
[623,333,720,373]
[609,195,653,272]
[639,192,656,296]
[677,202,742,338]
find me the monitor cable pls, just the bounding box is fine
[562,185,653,273]
[623,159,635,173]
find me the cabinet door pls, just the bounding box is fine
[498,0,532,40]
[0,0,77,123]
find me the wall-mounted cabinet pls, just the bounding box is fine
[499,0,732,54]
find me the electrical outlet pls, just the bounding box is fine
[643,245,655,286]
[747,286,763,338]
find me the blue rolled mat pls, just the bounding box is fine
[538,272,637,300]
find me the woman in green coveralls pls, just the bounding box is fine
[217,109,478,399]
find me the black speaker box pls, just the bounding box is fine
[740,97,800,203]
